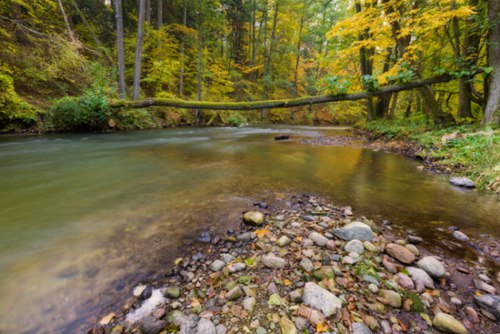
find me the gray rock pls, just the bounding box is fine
[379,289,401,308]
[473,294,500,320]
[139,316,167,334]
[262,253,287,269]
[345,239,364,254]
[309,232,328,246]
[474,279,497,294]
[449,176,475,188]
[179,316,216,334]
[255,327,267,334]
[210,259,225,272]
[352,323,373,334]
[299,258,314,272]
[216,324,227,334]
[227,262,246,273]
[226,285,243,300]
[277,235,292,247]
[417,256,446,278]
[406,266,435,292]
[243,211,264,225]
[362,274,379,286]
[395,273,414,290]
[453,230,470,241]
[221,253,234,263]
[303,282,342,317]
[333,221,373,241]
[237,232,256,241]
[432,313,468,334]
[243,296,256,312]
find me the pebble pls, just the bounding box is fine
[352,323,372,334]
[379,289,402,308]
[417,256,446,278]
[210,260,225,272]
[453,230,470,241]
[333,221,374,241]
[276,235,291,247]
[262,253,287,269]
[243,211,264,225]
[309,232,328,246]
[299,258,314,272]
[385,243,415,264]
[345,239,364,254]
[303,282,342,317]
[433,312,468,334]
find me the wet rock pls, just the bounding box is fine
[333,221,373,241]
[408,235,423,244]
[277,235,291,247]
[407,267,434,292]
[345,239,364,254]
[243,211,264,226]
[453,231,469,241]
[386,243,415,264]
[139,316,167,334]
[432,313,468,334]
[449,177,475,188]
[309,232,328,246]
[379,289,401,308]
[474,279,496,294]
[279,316,297,334]
[417,256,446,278]
[303,282,342,317]
[262,253,286,269]
[473,294,500,320]
[133,285,147,298]
[210,260,225,272]
[197,231,211,243]
[165,287,180,299]
[352,323,373,334]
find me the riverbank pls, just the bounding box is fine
[89,194,499,334]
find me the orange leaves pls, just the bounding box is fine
[255,228,270,239]
[316,322,329,332]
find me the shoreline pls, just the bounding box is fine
[89,194,500,334]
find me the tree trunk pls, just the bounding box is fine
[196,0,203,122]
[482,0,500,124]
[146,0,151,23]
[157,0,162,30]
[262,0,279,119]
[114,0,127,99]
[57,0,77,43]
[291,4,305,120]
[133,0,146,100]
[179,0,187,96]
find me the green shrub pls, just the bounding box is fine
[118,108,157,129]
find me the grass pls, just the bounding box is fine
[357,118,500,192]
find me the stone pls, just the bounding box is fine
[277,235,291,247]
[405,244,419,256]
[133,285,147,297]
[474,279,496,294]
[395,273,414,290]
[243,297,256,312]
[432,313,468,334]
[216,324,227,334]
[262,253,286,269]
[243,211,264,225]
[237,232,256,241]
[385,243,415,264]
[417,256,446,278]
[453,231,469,241]
[210,260,225,272]
[279,316,297,334]
[221,253,233,263]
[297,306,325,325]
[449,176,475,188]
[309,232,328,246]
[99,313,115,326]
[139,316,167,334]
[345,239,364,254]
[473,294,500,320]
[407,266,435,292]
[408,235,423,244]
[313,266,335,281]
[227,262,246,273]
[268,293,283,306]
[226,285,243,300]
[363,241,379,253]
[165,287,181,299]
[300,258,314,272]
[379,289,402,308]
[368,283,379,293]
[303,282,342,317]
[289,289,303,303]
[333,221,373,241]
[179,316,216,334]
[352,323,373,334]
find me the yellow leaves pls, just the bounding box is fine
[254,228,270,239]
[316,322,329,332]
[475,291,482,296]
[283,279,292,286]
[174,257,183,265]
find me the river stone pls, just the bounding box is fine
[277,235,291,247]
[313,266,335,281]
[210,259,225,271]
[279,316,297,334]
[300,258,314,272]
[262,253,286,268]
[474,279,497,294]
[309,232,328,246]
[243,296,256,312]
[379,289,401,308]
[405,244,419,256]
[352,323,373,334]
[453,230,469,241]
[345,239,364,254]
[385,243,415,264]
[473,294,500,320]
[227,262,246,273]
[226,285,243,300]
[179,316,216,334]
[333,222,373,241]
[166,287,181,299]
[364,241,379,253]
[432,313,468,334]
[407,266,435,292]
[243,211,264,225]
[417,256,446,278]
[237,232,256,241]
[449,176,475,188]
[139,316,167,334]
[303,282,342,317]
[395,273,414,290]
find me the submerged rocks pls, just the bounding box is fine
[417,256,446,278]
[243,211,264,226]
[432,313,468,334]
[303,282,342,317]
[474,294,500,320]
[333,221,373,241]
[385,243,415,264]
[449,176,476,188]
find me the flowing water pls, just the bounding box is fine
[0,126,498,333]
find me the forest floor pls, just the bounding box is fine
[89,194,500,334]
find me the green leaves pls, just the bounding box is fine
[325,76,351,95]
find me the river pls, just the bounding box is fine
[0,126,498,333]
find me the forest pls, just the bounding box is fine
[0,0,499,132]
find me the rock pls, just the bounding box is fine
[221,253,233,263]
[179,316,216,334]
[368,283,379,293]
[268,293,283,306]
[139,316,167,334]
[243,297,256,312]
[408,235,423,244]
[279,316,297,334]
[313,266,335,281]
[407,266,435,292]
[197,231,211,243]
[227,262,246,273]
[473,294,500,320]
[474,279,496,294]
[99,313,115,326]
[363,241,379,253]
[309,232,328,246]
[133,285,147,298]
[165,287,180,299]
[262,253,287,269]
[297,306,325,325]
[226,285,243,300]
[333,221,373,241]
[289,289,303,303]
[417,256,446,278]
[379,289,402,308]
[352,323,373,334]
[385,243,415,264]
[342,253,361,264]
[453,231,469,241]
[237,232,256,241]
[277,235,291,247]
[449,176,475,188]
[405,244,419,256]
[432,313,468,334]
[345,239,364,254]
[395,273,414,290]
[299,258,314,272]
[216,324,227,334]
[210,259,225,272]
[303,282,342,317]
[243,211,264,225]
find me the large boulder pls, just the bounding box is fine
[303,282,342,317]
[333,222,373,241]
[417,256,446,278]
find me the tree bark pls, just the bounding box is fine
[157,0,162,30]
[262,0,279,118]
[179,0,187,96]
[133,0,146,100]
[146,0,151,23]
[114,0,127,99]
[196,0,203,122]
[482,0,500,124]
[57,0,77,43]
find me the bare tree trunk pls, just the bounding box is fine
[262,0,279,119]
[482,0,500,124]
[179,0,187,96]
[157,0,163,29]
[196,0,203,123]
[146,0,151,23]
[57,0,77,43]
[114,0,127,98]
[133,0,146,100]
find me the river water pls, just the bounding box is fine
[0,126,498,333]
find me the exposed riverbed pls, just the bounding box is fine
[0,126,498,333]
